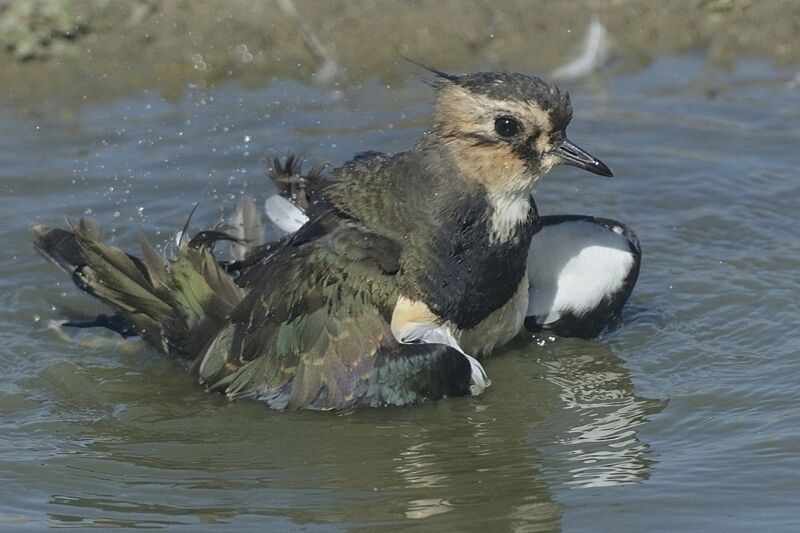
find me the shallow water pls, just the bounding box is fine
[2,56,800,531]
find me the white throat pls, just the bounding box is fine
[488,191,532,243]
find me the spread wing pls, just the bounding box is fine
[196,212,473,410]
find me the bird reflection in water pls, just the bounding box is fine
[386,401,562,530]
[383,335,664,528]
[37,332,661,530]
[532,334,666,488]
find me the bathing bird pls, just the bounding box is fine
[33,69,619,410]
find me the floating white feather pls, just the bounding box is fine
[550,15,610,81]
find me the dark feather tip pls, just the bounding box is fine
[188,230,243,250]
[400,56,460,86]
[62,313,138,338]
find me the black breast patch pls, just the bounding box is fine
[413,196,538,330]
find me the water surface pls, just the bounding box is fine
[2,56,799,531]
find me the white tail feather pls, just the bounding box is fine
[264,194,309,234]
[395,322,489,395]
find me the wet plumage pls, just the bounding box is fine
[33,69,627,410]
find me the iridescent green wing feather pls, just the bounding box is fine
[197,215,403,410]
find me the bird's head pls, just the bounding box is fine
[421,70,612,196]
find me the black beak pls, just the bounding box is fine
[553,138,613,177]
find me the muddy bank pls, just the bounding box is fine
[1,0,799,109]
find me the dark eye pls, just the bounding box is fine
[494,117,521,138]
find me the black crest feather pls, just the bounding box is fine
[400,56,459,87]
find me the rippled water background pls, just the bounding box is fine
[2,56,799,530]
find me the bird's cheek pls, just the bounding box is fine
[539,153,562,172]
